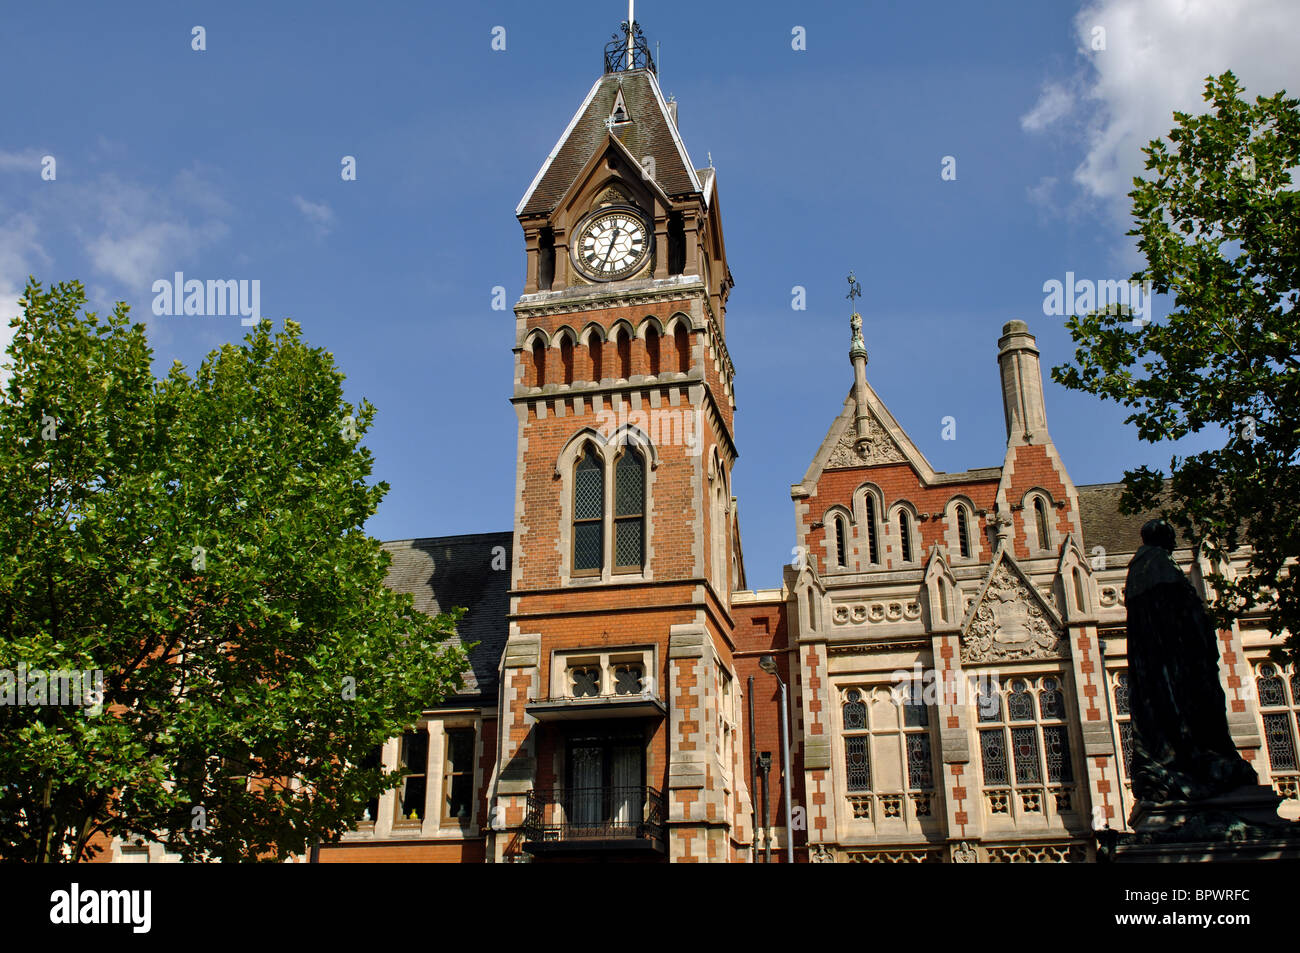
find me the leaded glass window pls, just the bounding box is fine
[978,675,1077,814]
[842,688,866,729]
[1258,665,1286,707]
[573,447,604,573]
[980,730,1008,785]
[614,448,644,571]
[1256,662,1300,776]
[906,734,933,789]
[1118,721,1133,776]
[846,736,871,791]
[1038,677,1064,718]
[1042,725,1073,783]
[1008,681,1034,721]
[840,685,935,812]
[1114,672,1130,716]
[1263,714,1297,772]
[1011,726,1041,783]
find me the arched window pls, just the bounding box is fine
[834,515,848,568]
[978,676,1075,814]
[588,335,603,381]
[560,334,574,385]
[956,504,971,559]
[898,510,913,563]
[616,327,632,379]
[865,495,880,564]
[674,322,690,373]
[1072,567,1085,611]
[1255,663,1299,776]
[614,447,645,572]
[646,326,660,376]
[572,446,604,574]
[1034,497,1051,550]
[531,337,546,389]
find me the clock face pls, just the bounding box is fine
[573,208,650,281]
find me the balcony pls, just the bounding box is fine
[521,786,666,854]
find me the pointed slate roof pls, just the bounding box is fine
[382,532,512,704]
[517,69,702,217]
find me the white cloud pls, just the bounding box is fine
[1068,0,1300,204]
[1020,83,1075,132]
[0,212,49,389]
[0,149,46,174]
[292,195,335,237]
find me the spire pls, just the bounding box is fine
[846,272,872,448]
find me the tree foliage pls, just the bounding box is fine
[1052,72,1300,660]
[0,279,469,861]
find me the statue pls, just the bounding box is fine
[1124,519,1257,804]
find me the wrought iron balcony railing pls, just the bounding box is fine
[522,785,665,851]
[603,22,656,75]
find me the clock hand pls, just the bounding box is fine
[600,228,621,268]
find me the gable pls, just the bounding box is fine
[959,546,1066,664]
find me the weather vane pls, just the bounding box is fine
[846,271,862,303]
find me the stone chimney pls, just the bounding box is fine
[997,320,1050,446]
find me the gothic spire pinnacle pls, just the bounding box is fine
[847,271,867,364]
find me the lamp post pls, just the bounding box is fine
[759,653,794,864]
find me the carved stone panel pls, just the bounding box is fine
[826,417,906,468]
[961,566,1065,663]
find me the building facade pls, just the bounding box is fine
[105,22,1300,865]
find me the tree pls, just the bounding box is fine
[0,279,469,861]
[1052,71,1300,661]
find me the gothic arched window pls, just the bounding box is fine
[956,504,972,559]
[531,337,546,389]
[560,334,574,385]
[614,447,645,572]
[588,335,603,381]
[646,326,660,376]
[616,327,632,379]
[898,510,913,563]
[834,515,848,568]
[572,446,604,574]
[674,322,689,373]
[1034,497,1051,550]
[865,495,880,565]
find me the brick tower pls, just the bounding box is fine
[487,17,751,862]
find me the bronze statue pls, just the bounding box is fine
[1124,519,1257,803]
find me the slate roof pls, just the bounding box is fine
[382,532,512,705]
[1075,481,1172,557]
[518,69,701,217]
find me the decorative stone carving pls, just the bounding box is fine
[951,841,978,863]
[845,848,944,863]
[810,843,836,863]
[985,843,1087,863]
[831,600,922,626]
[826,417,906,468]
[961,565,1065,663]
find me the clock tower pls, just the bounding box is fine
[490,16,750,862]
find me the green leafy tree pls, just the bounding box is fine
[1053,71,1300,661]
[0,279,469,861]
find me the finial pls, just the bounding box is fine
[848,271,867,364]
[707,151,714,168]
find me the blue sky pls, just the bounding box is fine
[2,0,1295,588]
